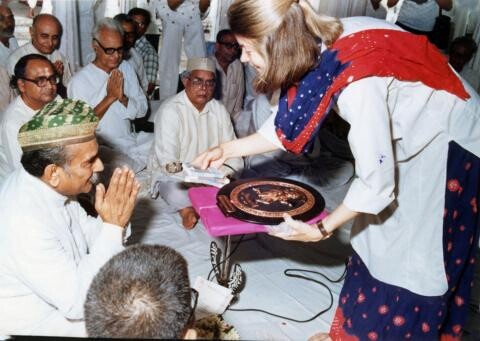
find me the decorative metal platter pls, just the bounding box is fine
[217,177,325,225]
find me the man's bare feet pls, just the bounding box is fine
[308,332,331,341]
[179,207,199,230]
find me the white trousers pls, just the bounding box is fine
[158,19,206,100]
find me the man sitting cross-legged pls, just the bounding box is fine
[148,57,243,229]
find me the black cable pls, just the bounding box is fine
[226,259,348,323]
[207,234,248,281]
[221,163,237,174]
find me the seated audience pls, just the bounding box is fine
[449,35,479,93]
[68,18,152,171]
[114,13,149,93]
[148,57,243,229]
[128,7,158,97]
[85,244,197,339]
[0,99,139,336]
[6,14,73,97]
[0,54,59,184]
[0,4,18,66]
[212,29,244,125]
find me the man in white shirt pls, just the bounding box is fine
[0,65,14,112]
[0,99,139,337]
[6,14,72,98]
[68,18,152,171]
[212,29,244,125]
[0,5,18,66]
[148,57,243,229]
[0,54,59,185]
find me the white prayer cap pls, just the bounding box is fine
[186,57,216,73]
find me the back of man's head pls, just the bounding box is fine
[84,244,192,338]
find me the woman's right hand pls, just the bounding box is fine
[192,145,226,169]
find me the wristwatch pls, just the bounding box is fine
[315,220,332,240]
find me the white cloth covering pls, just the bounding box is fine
[0,168,126,336]
[156,0,207,100]
[0,96,38,185]
[127,47,149,93]
[258,17,480,297]
[6,42,73,86]
[68,61,152,169]
[0,37,18,67]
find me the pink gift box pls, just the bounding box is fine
[189,186,328,237]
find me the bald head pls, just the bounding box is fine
[30,14,62,55]
[0,5,15,40]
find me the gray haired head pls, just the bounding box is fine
[92,17,124,41]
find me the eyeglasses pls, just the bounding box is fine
[188,288,199,324]
[94,38,124,55]
[21,75,60,87]
[218,41,240,50]
[189,77,216,89]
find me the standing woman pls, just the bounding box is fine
[194,0,480,339]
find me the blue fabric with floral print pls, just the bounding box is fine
[336,141,480,340]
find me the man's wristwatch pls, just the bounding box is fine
[315,220,332,240]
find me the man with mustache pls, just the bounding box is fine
[0,99,139,337]
[0,54,59,185]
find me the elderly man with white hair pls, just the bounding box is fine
[148,57,243,229]
[68,18,152,171]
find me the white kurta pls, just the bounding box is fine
[212,56,245,121]
[127,47,149,93]
[148,91,243,210]
[149,90,243,172]
[258,17,480,297]
[6,42,73,86]
[0,168,126,336]
[156,0,207,100]
[0,96,37,184]
[68,61,152,166]
[0,37,18,67]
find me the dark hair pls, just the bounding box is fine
[127,7,151,27]
[84,244,192,338]
[450,36,478,58]
[113,13,135,26]
[216,29,234,43]
[10,53,52,89]
[20,145,69,177]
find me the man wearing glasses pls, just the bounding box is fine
[0,54,59,185]
[68,18,152,172]
[148,57,243,229]
[6,14,72,97]
[212,29,244,125]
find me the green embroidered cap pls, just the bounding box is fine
[18,99,99,152]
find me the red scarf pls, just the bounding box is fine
[278,29,469,154]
